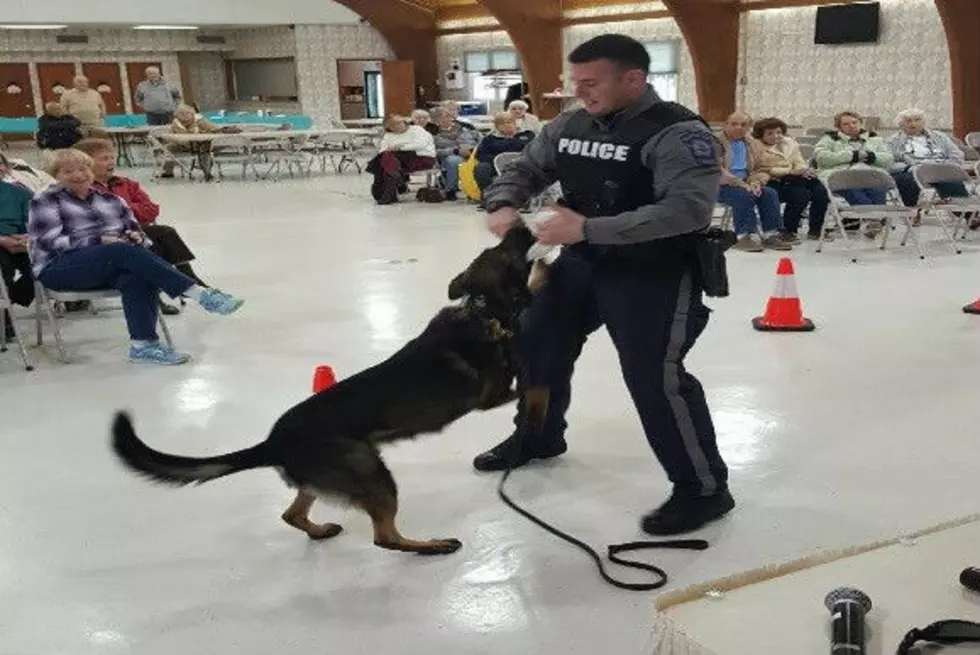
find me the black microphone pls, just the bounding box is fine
[824,586,872,655]
[960,567,980,593]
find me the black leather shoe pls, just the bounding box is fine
[472,435,566,472]
[641,490,735,536]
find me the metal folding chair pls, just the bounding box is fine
[913,162,980,249]
[819,168,920,259]
[33,284,174,363]
[0,276,33,371]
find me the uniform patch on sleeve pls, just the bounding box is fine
[678,129,718,166]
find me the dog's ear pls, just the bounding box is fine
[448,269,470,300]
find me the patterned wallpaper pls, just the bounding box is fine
[740,0,952,129]
[293,23,393,126]
[228,26,297,59]
[181,52,227,111]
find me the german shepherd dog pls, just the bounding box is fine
[111,225,548,556]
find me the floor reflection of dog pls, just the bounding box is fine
[110,226,546,556]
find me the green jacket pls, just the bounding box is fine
[0,181,31,236]
[813,130,893,182]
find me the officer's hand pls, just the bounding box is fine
[538,204,585,245]
[488,207,520,238]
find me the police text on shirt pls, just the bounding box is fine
[557,138,630,162]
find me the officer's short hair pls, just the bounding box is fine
[568,34,650,74]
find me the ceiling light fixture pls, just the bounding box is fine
[133,25,199,30]
[0,24,67,30]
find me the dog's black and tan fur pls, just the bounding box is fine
[111,226,549,556]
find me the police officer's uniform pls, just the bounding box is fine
[474,85,733,536]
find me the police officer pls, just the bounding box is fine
[473,34,733,537]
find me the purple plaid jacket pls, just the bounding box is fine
[27,184,150,277]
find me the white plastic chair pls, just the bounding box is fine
[33,284,174,363]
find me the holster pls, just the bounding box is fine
[694,227,736,298]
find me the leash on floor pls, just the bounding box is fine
[497,463,710,591]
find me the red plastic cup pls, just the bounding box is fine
[312,365,337,394]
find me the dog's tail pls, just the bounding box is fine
[111,412,274,487]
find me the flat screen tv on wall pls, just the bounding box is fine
[814,2,881,44]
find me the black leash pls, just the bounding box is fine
[497,464,709,591]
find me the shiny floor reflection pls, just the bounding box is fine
[1,169,978,655]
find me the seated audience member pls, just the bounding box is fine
[716,112,790,252]
[28,149,244,365]
[0,172,34,340]
[814,111,893,235]
[442,100,479,133]
[888,108,968,206]
[753,117,829,241]
[473,112,534,193]
[411,109,438,136]
[74,138,210,316]
[367,115,436,205]
[0,152,56,194]
[507,100,541,134]
[165,103,232,180]
[36,102,83,152]
[430,106,479,201]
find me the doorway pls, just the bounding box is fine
[337,59,384,120]
[81,62,124,116]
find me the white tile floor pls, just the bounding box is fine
[2,168,979,655]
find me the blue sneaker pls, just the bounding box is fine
[129,342,191,365]
[198,288,244,316]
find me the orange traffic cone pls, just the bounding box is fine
[752,257,815,332]
[312,365,337,393]
[964,299,980,315]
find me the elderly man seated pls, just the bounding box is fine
[716,112,791,252]
[888,108,968,207]
[164,103,240,181]
[430,106,479,201]
[36,102,83,152]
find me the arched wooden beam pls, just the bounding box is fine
[332,0,439,107]
[477,0,564,118]
[935,0,980,137]
[662,0,740,121]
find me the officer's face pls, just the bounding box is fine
[571,60,643,116]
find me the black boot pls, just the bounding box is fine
[641,489,735,536]
[472,434,566,472]
[159,298,180,315]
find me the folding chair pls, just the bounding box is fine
[33,284,174,363]
[0,276,33,371]
[493,152,520,175]
[819,168,920,259]
[913,162,980,249]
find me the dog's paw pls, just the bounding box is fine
[418,538,462,555]
[308,522,344,541]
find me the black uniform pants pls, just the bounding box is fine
[512,247,728,497]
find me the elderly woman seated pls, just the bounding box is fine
[74,137,211,315]
[0,152,55,193]
[367,114,436,205]
[507,100,541,133]
[27,149,244,365]
[411,109,438,136]
[814,111,893,235]
[430,106,479,201]
[0,166,34,341]
[888,108,968,207]
[473,112,535,193]
[36,102,83,152]
[753,117,829,241]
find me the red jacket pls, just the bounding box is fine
[95,176,160,225]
